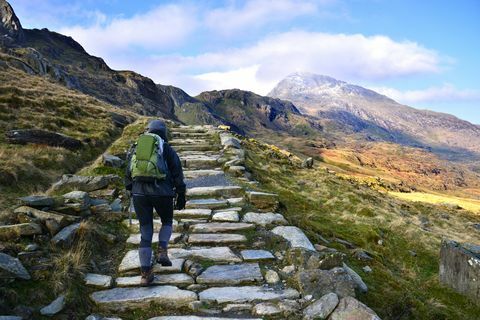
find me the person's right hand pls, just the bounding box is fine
[174,192,186,210]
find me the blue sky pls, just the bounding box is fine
[10,0,480,124]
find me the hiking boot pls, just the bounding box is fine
[140,269,154,286]
[156,247,172,266]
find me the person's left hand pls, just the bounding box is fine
[174,192,186,210]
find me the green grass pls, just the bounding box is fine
[243,138,480,320]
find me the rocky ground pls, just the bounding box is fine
[0,124,380,319]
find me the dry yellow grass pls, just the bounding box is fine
[389,191,480,214]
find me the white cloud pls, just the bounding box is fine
[372,84,480,104]
[117,31,444,95]
[59,4,198,57]
[203,0,322,36]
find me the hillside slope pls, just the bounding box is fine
[0,0,175,118]
[269,72,480,160]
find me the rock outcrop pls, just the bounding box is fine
[439,239,480,302]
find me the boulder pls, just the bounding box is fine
[6,129,82,150]
[265,270,280,284]
[343,263,368,293]
[286,248,345,270]
[40,295,66,316]
[50,174,119,193]
[439,239,480,302]
[328,296,381,320]
[220,133,241,149]
[102,154,124,168]
[63,191,90,210]
[302,157,314,169]
[303,292,339,320]
[0,252,30,280]
[271,226,315,251]
[295,267,356,299]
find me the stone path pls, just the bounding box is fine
[0,124,379,319]
[84,124,381,319]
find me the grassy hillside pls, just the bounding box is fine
[0,54,136,208]
[243,137,480,319]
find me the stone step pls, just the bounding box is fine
[186,199,229,210]
[149,316,262,320]
[126,233,182,245]
[183,169,224,179]
[122,219,181,233]
[181,156,221,169]
[90,286,197,311]
[212,211,240,222]
[187,233,247,245]
[241,212,287,227]
[170,138,212,146]
[174,144,220,152]
[189,222,255,233]
[240,250,276,262]
[116,273,194,287]
[199,286,300,304]
[196,263,263,286]
[186,186,243,198]
[172,132,213,139]
[118,250,185,273]
[174,209,212,219]
[171,126,213,133]
[169,247,241,263]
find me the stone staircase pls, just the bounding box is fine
[88,125,310,318]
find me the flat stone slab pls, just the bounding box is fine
[84,273,113,288]
[187,186,243,198]
[174,209,212,219]
[14,206,76,226]
[227,198,245,206]
[123,219,180,232]
[0,223,42,238]
[197,263,263,285]
[199,286,300,304]
[149,317,262,320]
[246,191,278,211]
[213,207,242,213]
[242,212,287,227]
[241,250,275,261]
[90,286,197,311]
[116,273,194,287]
[271,226,315,251]
[51,222,81,247]
[169,247,241,263]
[126,233,182,245]
[186,199,228,209]
[183,170,224,179]
[190,222,255,233]
[0,252,30,280]
[18,195,55,207]
[118,250,184,273]
[188,233,247,244]
[212,211,240,222]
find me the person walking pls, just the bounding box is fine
[125,119,186,286]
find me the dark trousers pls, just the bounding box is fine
[132,195,174,251]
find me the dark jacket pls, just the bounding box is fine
[125,121,185,197]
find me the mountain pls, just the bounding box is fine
[269,72,480,160]
[0,0,175,118]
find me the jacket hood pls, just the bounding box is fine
[147,120,168,141]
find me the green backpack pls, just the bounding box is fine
[130,133,167,181]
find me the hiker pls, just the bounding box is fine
[125,119,186,286]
